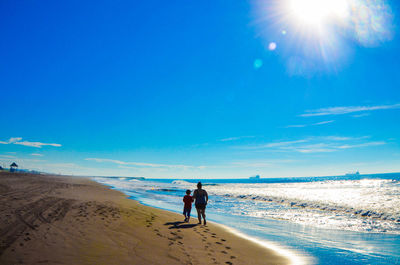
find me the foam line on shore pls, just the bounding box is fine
[213,222,313,265]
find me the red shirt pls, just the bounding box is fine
[183,195,194,209]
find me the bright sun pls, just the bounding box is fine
[288,0,349,28]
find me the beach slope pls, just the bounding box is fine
[0,172,290,265]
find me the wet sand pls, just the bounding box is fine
[0,172,290,265]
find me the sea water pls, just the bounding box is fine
[92,173,400,265]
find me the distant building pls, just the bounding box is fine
[10,162,18,172]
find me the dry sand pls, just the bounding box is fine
[0,172,291,265]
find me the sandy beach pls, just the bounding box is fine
[0,172,290,265]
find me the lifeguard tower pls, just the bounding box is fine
[10,162,18,172]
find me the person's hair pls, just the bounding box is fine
[197,182,202,188]
[186,189,191,195]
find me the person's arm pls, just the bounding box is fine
[205,190,208,204]
[193,190,197,202]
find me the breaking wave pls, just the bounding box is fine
[206,178,400,234]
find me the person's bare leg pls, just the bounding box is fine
[201,209,206,225]
[196,208,201,224]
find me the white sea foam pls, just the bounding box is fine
[171,180,192,186]
[93,176,400,234]
[204,179,400,234]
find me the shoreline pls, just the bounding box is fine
[97,179,309,265]
[0,172,294,265]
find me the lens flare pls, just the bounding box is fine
[252,0,394,76]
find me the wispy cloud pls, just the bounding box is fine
[0,154,17,159]
[293,143,337,153]
[0,137,22,144]
[230,159,296,168]
[0,157,46,164]
[336,141,386,149]
[237,136,385,153]
[0,137,61,148]
[300,103,400,117]
[263,140,308,148]
[220,136,255,142]
[285,120,335,128]
[352,113,370,118]
[14,141,61,148]
[285,124,307,128]
[85,158,202,169]
[237,139,307,150]
[321,136,368,141]
[31,153,44,157]
[313,120,335,125]
[9,137,22,143]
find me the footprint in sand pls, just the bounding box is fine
[225,246,231,249]
[225,262,233,265]
[221,239,226,241]
[221,250,228,254]
[230,256,236,259]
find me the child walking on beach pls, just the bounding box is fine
[183,189,194,222]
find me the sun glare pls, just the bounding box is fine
[288,0,349,28]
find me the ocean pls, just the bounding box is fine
[92,173,400,265]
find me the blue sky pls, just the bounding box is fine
[1,0,399,178]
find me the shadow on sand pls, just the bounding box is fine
[164,221,198,229]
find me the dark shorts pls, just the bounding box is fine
[195,203,206,210]
[183,207,191,216]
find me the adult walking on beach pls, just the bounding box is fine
[193,182,208,225]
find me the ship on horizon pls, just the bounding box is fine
[345,171,360,176]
